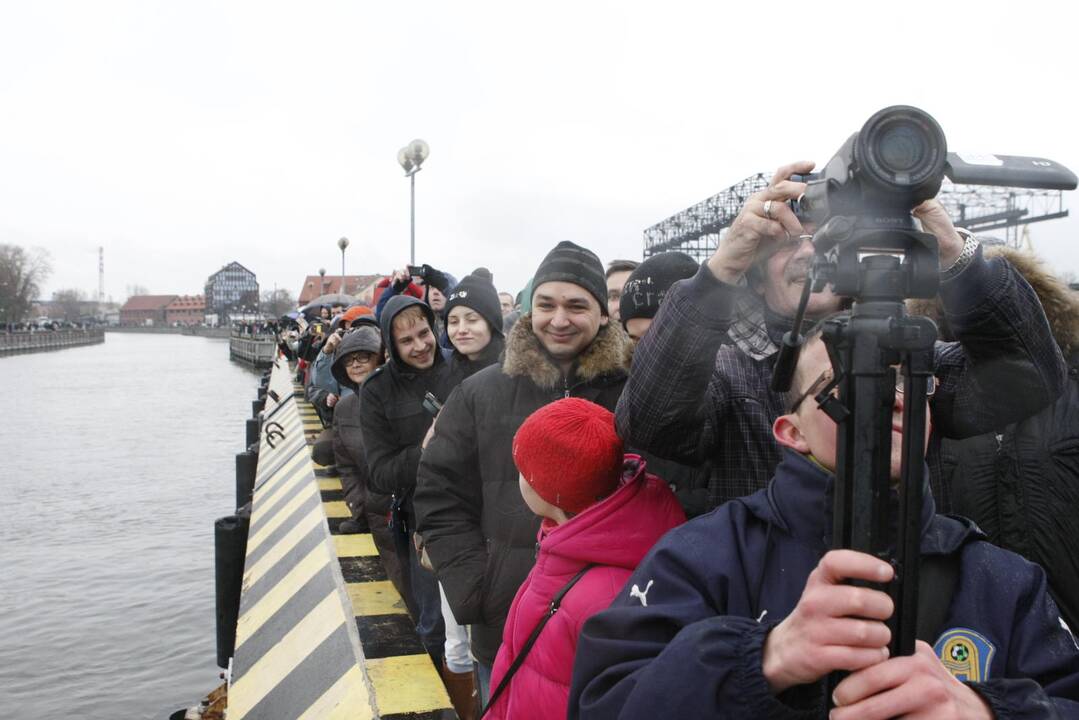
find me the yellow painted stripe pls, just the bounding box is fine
[346,581,408,616]
[296,664,373,720]
[253,463,312,522]
[228,593,347,719]
[236,544,329,649]
[333,534,378,558]
[256,446,308,487]
[244,507,325,587]
[318,477,342,492]
[366,654,452,715]
[247,482,319,553]
[324,501,350,518]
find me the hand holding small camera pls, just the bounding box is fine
[710,161,813,284]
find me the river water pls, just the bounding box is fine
[0,333,262,719]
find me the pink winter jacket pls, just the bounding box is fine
[486,456,685,720]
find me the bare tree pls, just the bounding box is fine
[125,284,149,300]
[52,288,86,321]
[261,287,296,317]
[0,244,52,323]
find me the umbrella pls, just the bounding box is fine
[299,293,356,313]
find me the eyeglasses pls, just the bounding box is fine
[789,368,936,412]
[344,353,375,368]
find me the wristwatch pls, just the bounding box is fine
[940,229,979,281]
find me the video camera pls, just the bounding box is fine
[770,105,1076,714]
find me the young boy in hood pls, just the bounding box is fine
[569,317,1079,719]
[486,398,684,720]
[360,294,448,664]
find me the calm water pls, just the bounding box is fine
[0,333,261,719]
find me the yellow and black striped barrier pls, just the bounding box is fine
[226,357,453,719]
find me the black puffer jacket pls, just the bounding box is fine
[360,296,448,521]
[941,349,1079,633]
[415,315,630,666]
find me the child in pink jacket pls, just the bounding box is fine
[486,398,685,720]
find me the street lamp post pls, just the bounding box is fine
[397,139,430,265]
[318,267,326,296]
[337,236,350,286]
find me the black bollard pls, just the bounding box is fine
[236,450,257,509]
[215,514,249,668]
[245,418,260,448]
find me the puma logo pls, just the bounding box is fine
[1062,617,1079,651]
[630,580,654,607]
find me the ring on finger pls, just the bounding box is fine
[763,199,774,220]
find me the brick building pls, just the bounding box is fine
[165,295,206,326]
[297,274,382,306]
[119,295,178,326]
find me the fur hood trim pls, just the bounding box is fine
[502,313,629,389]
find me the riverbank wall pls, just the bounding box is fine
[205,355,453,719]
[0,328,105,357]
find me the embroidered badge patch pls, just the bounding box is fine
[934,628,996,682]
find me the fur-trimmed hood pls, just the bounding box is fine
[502,313,629,390]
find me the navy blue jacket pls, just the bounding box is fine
[569,451,1079,719]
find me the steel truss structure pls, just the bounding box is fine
[644,173,1070,262]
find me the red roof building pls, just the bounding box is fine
[165,295,206,326]
[297,274,383,306]
[119,295,178,326]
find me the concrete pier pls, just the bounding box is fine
[0,328,105,357]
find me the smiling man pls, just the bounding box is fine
[360,294,448,666]
[415,241,631,703]
[616,161,1065,512]
[570,322,1079,719]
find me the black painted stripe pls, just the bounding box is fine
[240,626,356,720]
[355,614,426,659]
[233,565,339,680]
[253,437,307,488]
[320,489,344,502]
[244,492,323,571]
[250,468,315,536]
[339,556,387,583]
[381,711,456,720]
[240,522,330,615]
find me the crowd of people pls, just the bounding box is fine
[280,164,1079,719]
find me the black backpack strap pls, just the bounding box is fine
[481,563,597,717]
[916,552,960,644]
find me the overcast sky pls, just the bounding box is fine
[3,0,1078,303]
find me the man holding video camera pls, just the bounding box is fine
[617,159,1065,511]
[569,321,1079,718]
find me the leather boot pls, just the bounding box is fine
[441,659,478,720]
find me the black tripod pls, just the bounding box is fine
[772,217,941,714]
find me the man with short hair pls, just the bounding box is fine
[605,259,639,323]
[570,322,1079,719]
[618,161,1065,510]
[498,291,515,317]
[415,241,631,701]
[361,295,448,664]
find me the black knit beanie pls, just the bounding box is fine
[444,267,504,337]
[531,241,608,315]
[619,252,699,328]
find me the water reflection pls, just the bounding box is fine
[0,333,260,719]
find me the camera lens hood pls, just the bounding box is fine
[856,106,947,198]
